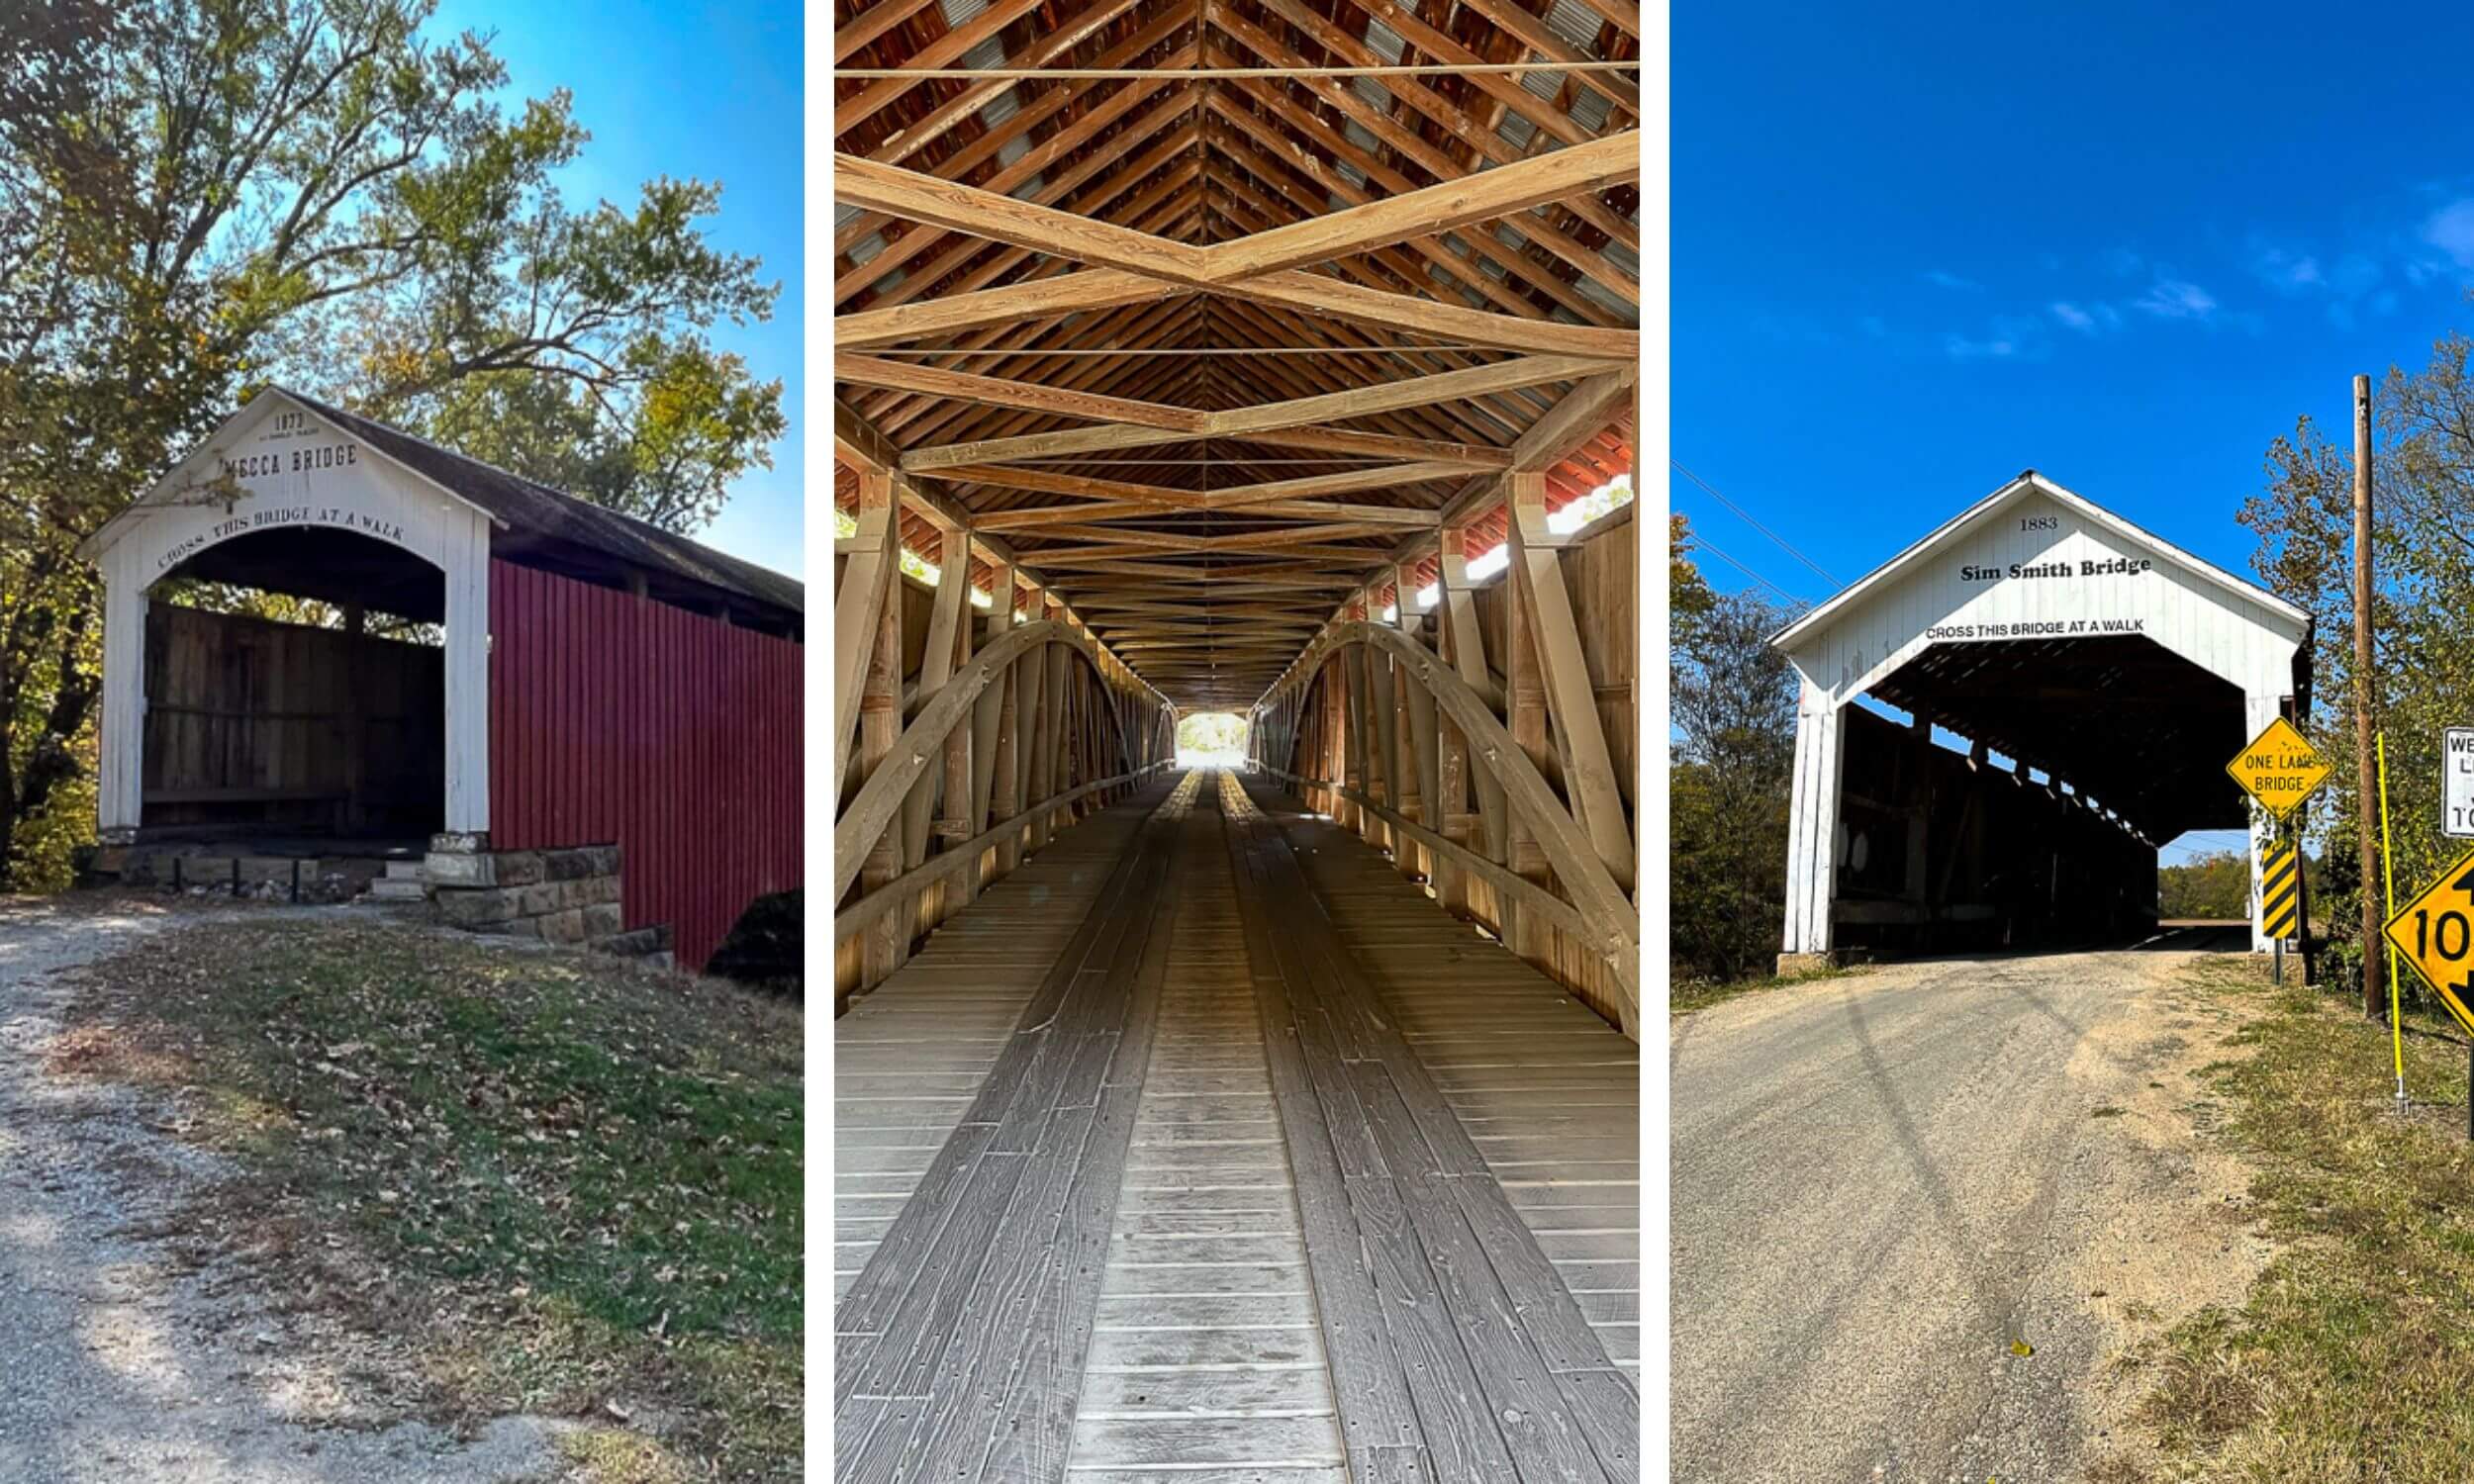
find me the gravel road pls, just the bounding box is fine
[1670,945,2273,1484]
[0,897,567,1483]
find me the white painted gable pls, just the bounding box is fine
[1772,473,2309,705]
[81,390,498,580]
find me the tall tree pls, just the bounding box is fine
[0,0,784,888]
[1671,512,1716,649]
[1671,570,1802,982]
[2240,317,2474,998]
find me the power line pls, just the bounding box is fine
[1691,533,1803,606]
[1671,459,1842,588]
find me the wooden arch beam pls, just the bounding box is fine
[833,618,1156,901]
[1264,620,1639,1027]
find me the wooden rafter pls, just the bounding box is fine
[834,0,1638,712]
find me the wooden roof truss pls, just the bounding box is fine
[834,0,1640,709]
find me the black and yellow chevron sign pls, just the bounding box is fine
[2260,843,2301,940]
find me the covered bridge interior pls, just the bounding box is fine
[1836,634,2254,954]
[830,5,1642,1479]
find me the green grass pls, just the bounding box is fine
[2110,957,2474,1482]
[67,917,802,1481]
[1670,962,1865,1017]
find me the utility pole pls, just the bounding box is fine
[2354,373,2381,1021]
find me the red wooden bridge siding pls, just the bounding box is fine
[487,559,802,971]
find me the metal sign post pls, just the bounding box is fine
[2261,833,2301,985]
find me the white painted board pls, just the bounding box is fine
[2446,728,2474,839]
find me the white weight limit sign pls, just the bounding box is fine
[2448,727,2474,840]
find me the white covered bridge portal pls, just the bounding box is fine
[1771,472,2313,971]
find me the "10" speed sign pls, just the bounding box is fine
[2385,853,2474,1036]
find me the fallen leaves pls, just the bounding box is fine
[61,914,804,1480]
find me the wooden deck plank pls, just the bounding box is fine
[834,769,1640,1481]
[1068,785,1346,1476]
[1227,773,1641,1482]
[835,778,1193,1475]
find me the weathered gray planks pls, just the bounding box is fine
[1265,785,1645,1385]
[1226,772,1640,1482]
[835,775,1195,1479]
[833,769,1638,1482]
[833,798,1153,1301]
[1066,779,1345,1476]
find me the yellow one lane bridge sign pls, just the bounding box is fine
[2226,716,2331,821]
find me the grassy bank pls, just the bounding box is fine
[62,913,803,1481]
[2117,957,2474,1482]
[1670,963,1863,1017]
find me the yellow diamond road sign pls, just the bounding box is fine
[2226,716,2331,820]
[2385,852,2474,1038]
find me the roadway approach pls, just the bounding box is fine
[1669,939,2272,1484]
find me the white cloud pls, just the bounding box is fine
[2046,300,2130,336]
[2426,199,2474,269]
[2135,279,2218,321]
[1944,333,2018,360]
[2249,242,2322,291]
[1923,268,1983,292]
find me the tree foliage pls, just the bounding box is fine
[2156,850,2252,921]
[2238,319,2474,1002]
[1671,560,1801,983]
[0,0,781,889]
[1670,512,1716,648]
[1176,711,1248,758]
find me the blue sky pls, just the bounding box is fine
[429,0,804,578]
[1677,0,2474,858]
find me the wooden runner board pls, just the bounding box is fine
[834,775,1193,1479]
[1223,773,1639,1480]
[833,801,1151,1300]
[1261,789,1643,1382]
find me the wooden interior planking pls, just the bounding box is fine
[1223,771,1638,1481]
[1067,771,1345,1476]
[1259,783,1644,1381]
[835,774,1197,1479]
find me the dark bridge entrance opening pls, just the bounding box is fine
[1833,633,2253,958]
[142,527,446,845]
